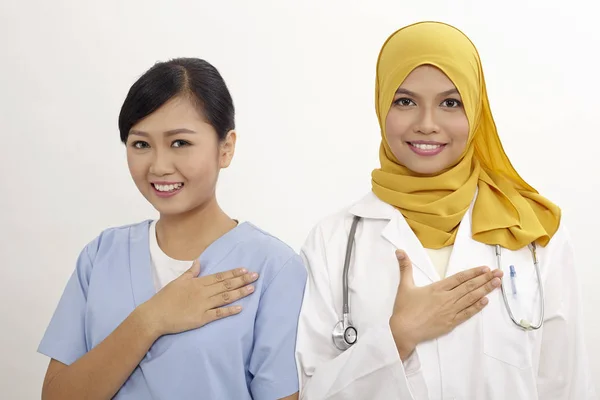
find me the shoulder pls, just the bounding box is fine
[240,222,298,260]
[238,222,307,286]
[67,220,150,287]
[80,220,151,263]
[301,192,382,250]
[303,209,351,250]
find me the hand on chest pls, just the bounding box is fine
[333,217,543,353]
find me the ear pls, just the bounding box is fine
[219,130,237,169]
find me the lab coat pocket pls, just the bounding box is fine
[481,281,535,370]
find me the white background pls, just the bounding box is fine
[1,0,598,397]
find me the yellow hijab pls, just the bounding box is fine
[371,21,561,251]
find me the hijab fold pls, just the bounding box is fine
[371,22,560,250]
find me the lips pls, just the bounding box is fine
[410,143,444,150]
[150,182,184,198]
[407,141,447,156]
[152,182,183,192]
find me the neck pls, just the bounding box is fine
[155,196,238,261]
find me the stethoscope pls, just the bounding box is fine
[332,215,545,351]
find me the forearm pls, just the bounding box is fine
[42,305,159,400]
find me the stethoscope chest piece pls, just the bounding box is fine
[332,313,358,350]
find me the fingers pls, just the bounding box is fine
[203,305,243,325]
[206,271,259,297]
[209,285,256,308]
[454,297,489,325]
[396,250,415,289]
[184,259,201,278]
[437,266,491,291]
[453,270,503,311]
[201,267,249,286]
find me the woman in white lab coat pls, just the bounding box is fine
[295,21,597,399]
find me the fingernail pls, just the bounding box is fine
[481,267,490,273]
[396,250,405,260]
[240,268,247,274]
[493,269,503,277]
[492,278,501,287]
[234,306,242,312]
[481,297,489,305]
[250,272,258,279]
[247,286,255,293]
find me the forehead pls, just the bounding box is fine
[131,96,207,133]
[399,65,457,92]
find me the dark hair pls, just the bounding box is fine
[118,57,235,143]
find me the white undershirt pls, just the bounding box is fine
[149,220,193,292]
[425,245,454,279]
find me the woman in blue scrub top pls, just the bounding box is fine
[38,58,306,400]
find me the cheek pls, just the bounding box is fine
[384,112,414,163]
[385,112,412,144]
[448,116,470,144]
[126,152,146,182]
[181,149,220,183]
[184,161,214,181]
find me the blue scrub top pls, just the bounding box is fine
[38,220,307,399]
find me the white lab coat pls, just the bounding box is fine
[295,191,597,399]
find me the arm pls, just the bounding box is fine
[42,306,159,400]
[248,255,308,400]
[39,243,159,400]
[536,232,597,399]
[295,225,429,400]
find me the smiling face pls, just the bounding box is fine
[384,65,470,175]
[126,95,235,216]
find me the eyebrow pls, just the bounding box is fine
[128,128,197,137]
[395,88,459,97]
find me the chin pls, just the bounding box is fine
[406,162,450,176]
[159,207,188,216]
[145,196,190,216]
[151,204,190,217]
[154,198,213,218]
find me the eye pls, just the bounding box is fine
[394,97,416,107]
[131,141,150,149]
[172,139,190,148]
[441,98,462,108]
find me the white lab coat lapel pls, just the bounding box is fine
[348,192,439,285]
[380,215,440,284]
[348,191,494,285]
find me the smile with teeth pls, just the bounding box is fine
[409,143,445,150]
[152,183,183,192]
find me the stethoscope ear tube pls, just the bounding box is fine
[342,216,361,314]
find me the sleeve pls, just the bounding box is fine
[295,225,429,399]
[249,254,308,400]
[37,240,96,366]
[536,231,597,399]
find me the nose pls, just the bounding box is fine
[414,107,440,135]
[148,149,175,177]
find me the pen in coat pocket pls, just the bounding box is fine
[509,265,517,296]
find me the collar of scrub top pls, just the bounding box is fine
[348,191,488,284]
